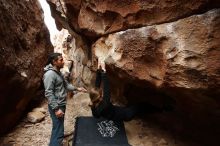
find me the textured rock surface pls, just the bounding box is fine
[92,9,220,138]
[48,0,220,37]
[27,111,45,123]
[53,29,94,87]
[0,0,52,134]
[93,9,220,89]
[32,107,47,114]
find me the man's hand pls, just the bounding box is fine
[77,87,87,92]
[55,109,64,118]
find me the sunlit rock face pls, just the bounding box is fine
[53,29,93,87]
[48,0,219,37]
[93,9,220,89]
[0,0,52,134]
[92,8,220,132]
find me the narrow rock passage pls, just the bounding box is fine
[0,93,196,146]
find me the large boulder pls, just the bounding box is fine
[0,0,53,134]
[48,0,220,37]
[92,8,220,132]
[93,9,220,89]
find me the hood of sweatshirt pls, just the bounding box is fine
[44,64,55,72]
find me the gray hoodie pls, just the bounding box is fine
[43,64,76,110]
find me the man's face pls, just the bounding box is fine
[53,55,64,69]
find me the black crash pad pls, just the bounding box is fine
[73,116,130,146]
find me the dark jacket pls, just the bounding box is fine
[91,69,115,119]
[91,69,138,121]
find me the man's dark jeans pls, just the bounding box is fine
[48,105,66,146]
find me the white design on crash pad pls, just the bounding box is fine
[97,120,119,137]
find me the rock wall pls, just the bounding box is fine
[91,9,220,144]
[92,7,220,116]
[53,29,93,87]
[48,0,220,37]
[93,9,220,89]
[0,0,53,134]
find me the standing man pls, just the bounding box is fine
[43,53,86,146]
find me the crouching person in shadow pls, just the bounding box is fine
[88,59,174,122]
[88,60,138,121]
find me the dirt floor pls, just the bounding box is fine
[0,93,196,146]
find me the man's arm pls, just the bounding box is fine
[65,80,76,91]
[65,79,87,92]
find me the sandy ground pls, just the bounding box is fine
[0,93,191,146]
